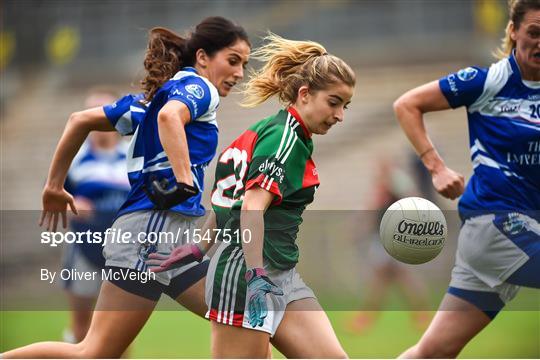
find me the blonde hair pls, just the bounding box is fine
[242,33,356,108]
[495,0,540,59]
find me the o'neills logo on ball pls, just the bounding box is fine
[396,219,445,236]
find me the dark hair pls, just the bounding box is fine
[141,16,250,101]
[495,0,540,58]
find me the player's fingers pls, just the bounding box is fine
[259,297,268,320]
[146,259,163,267]
[147,252,170,260]
[250,300,260,327]
[68,197,78,215]
[270,285,284,296]
[149,266,166,273]
[52,213,59,232]
[61,211,68,229]
[39,210,48,227]
[44,211,53,231]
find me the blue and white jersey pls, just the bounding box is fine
[103,92,147,136]
[66,141,131,266]
[439,52,540,220]
[104,67,220,217]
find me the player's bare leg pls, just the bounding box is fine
[271,298,347,358]
[211,320,271,358]
[65,293,94,342]
[349,263,393,333]
[399,293,491,358]
[178,278,273,358]
[174,277,208,318]
[393,266,432,330]
[3,281,156,359]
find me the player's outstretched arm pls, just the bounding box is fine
[393,81,464,200]
[241,186,284,327]
[40,107,115,231]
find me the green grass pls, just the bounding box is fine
[1,310,538,358]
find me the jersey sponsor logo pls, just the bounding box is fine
[258,159,285,183]
[185,84,204,99]
[446,74,459,96]
[457,67,478,82]
[171,89,185,97]
[480,98,540,123]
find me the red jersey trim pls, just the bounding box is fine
[287,106,312,138]
[302,158,320,188]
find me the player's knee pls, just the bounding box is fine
[78,337,123,359]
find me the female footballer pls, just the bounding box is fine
[150,33,355,358]
[4,16,250,358]
[393,0,540,357]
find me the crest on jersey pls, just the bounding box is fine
[457,67,478,82]
[502,213,529,236]
[185,84,205,99]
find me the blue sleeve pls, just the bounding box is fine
[168,76,212,121]
[439,67,487,108]
[103,93,146,135]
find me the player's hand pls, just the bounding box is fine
[40,186,78,232]
[144,179,199,210]
[146,244,204,273]
[245,268,284,328]
[431,166,465,200]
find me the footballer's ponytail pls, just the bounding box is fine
[242,33,355,108]
[141,27,186,102]
[495,0,540,59]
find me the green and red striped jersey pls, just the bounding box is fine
[211,107,319,269]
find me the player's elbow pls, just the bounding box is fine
[67,111,90,131]
[393,92,421,124]
[393,95,410,119]
[158,104,190,127]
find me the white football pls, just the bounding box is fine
[379,197,447,264]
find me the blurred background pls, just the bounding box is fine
[1,0,538,358]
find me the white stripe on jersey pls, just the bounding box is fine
[126,127,144,173]
[469,58,511,114]
[276,113,291,159]
[280,131,298,164]
[478,98,540,123]
[265,178,274,191]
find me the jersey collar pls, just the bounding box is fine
[287,106,312,138]
[182,66,198,74]
[510,50,540,89]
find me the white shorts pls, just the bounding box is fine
[61,243,102,298]
[103,210,208,286]
[205,241,316,336]
[449,213,539,302]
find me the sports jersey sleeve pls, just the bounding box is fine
[103,93,146,136]
[167,76,217,121]
[439,66,487,108]
[245,125,308,204]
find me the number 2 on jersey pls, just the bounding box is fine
[211,148,248,208]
